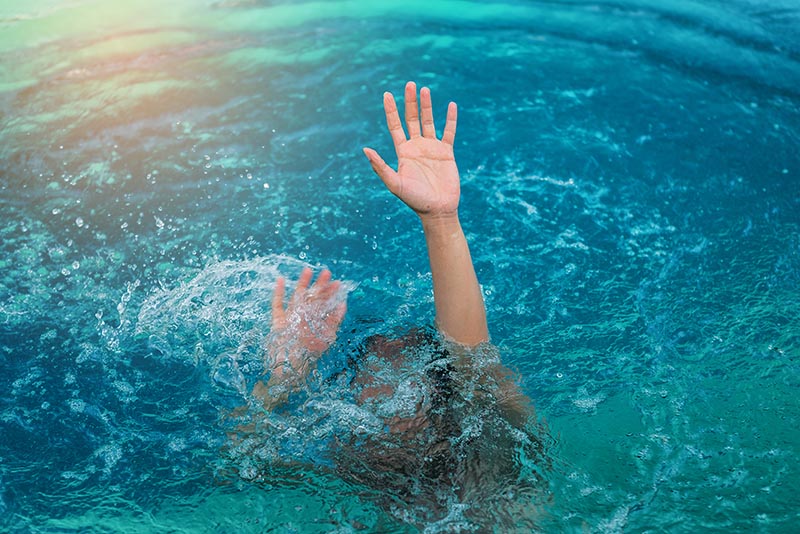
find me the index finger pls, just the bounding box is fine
[383,92,407,151]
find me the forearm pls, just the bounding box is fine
[421,214,489,346]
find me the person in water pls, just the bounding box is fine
[244,82,546,528]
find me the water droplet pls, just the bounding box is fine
[263,183,269,189]
[75,217,84,227]
[72,261,80,270]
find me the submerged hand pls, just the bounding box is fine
[363,81,460,219]
[268,267,347,380]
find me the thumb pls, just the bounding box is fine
[363,147,401,195]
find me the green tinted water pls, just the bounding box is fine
[1,0,799,531]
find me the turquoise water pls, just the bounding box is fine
[1,0,799,531]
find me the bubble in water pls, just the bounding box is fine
[75,217,84,228]
[95,443,123,472]
[168,438,187,453]
[239,464,257,480]
[212,353,246,394]
[68,398,86,413]
[72,261,80,270]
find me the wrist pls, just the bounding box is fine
[419,211,461,232]
[267,342,314,382]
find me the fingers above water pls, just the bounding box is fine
[283,268,344,304]
[310,269,343,301]
[291,267,314,301]
[383,91,407,150]
[442,101,457,145]
[311,268,332,290]
[271,276,287,327]
[362,147,401,195]
[404,81,421,138]
[419,86,436,138]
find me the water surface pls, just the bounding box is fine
[1,0,799,531]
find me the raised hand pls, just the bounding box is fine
[268,267,347,381]
[363,81,488,347]
[363,81,460,220]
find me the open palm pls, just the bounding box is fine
[364,82,460,218]
[268,268,346,378]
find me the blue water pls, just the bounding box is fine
[1,0,799,531]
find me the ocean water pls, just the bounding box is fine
[1,0,799,531]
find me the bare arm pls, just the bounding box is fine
[363,82,535,425]
[363,82,488,346]
[420,215,488,345]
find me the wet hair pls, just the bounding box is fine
[330,326,552,527]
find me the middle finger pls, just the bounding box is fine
[404,81,421,138]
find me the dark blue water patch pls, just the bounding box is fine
[0,321,231,528]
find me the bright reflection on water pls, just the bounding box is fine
[1,0,799,531]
